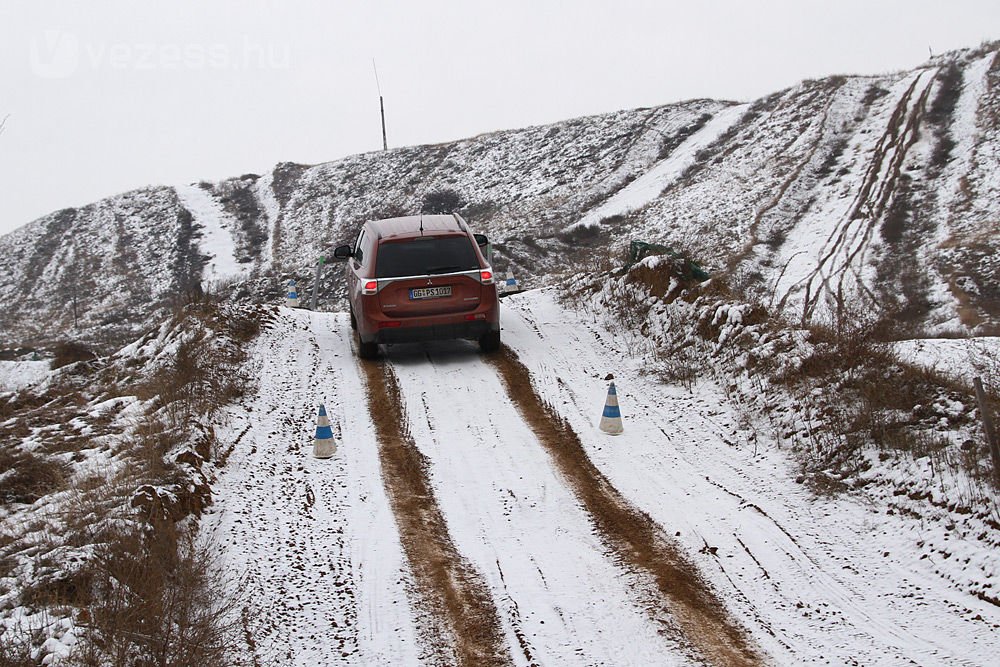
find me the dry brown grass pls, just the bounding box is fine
[0,627,35,667]
[70,524,237,667]
[0,449,67,505]
[0,301,266,663]
[50,341,97,370]
[490,347,763,667]
[360,359,510,667]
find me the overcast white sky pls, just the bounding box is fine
[1,1,997,236]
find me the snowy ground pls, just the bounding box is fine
[175,182,246,283]
[502,290,999,665]
[200,312,421,666]
[0,359,49,392]
[204,295,1000,665]
[894,336,1000,383]
[568,104,749,231]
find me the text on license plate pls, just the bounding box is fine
[410,286,452,300]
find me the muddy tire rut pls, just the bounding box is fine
[359,358,511,667]
[489,346,763,667]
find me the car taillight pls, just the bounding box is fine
[464,313,486,321]
[480,270,494,285]
[362,280,378,295]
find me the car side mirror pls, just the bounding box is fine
[332,244,353,260]
[473,233,493,265]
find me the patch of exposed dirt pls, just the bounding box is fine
[359,359,511,667]
[489,346,763,667]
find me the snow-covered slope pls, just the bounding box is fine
[2,44,999,346]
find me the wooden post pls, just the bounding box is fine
[973,377,1000,485]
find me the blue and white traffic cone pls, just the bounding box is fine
[504,270,518,293]
[286,279,299,307]
[313,404,336,458]
[599,382,624,435]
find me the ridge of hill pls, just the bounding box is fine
[1,43,999,348]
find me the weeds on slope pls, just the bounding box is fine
[561,256,1000,600]
[0,298,271,665]
[562,256,999,507]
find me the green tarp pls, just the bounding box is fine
[626,241,710,281]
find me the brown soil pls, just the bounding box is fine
[359,359,511,667]
[489,346,764,667]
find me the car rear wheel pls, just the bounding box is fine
[479,330,501,353]
[356,329,378,360]
[349,306,357,331]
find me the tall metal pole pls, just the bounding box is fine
[380,95,387,151]
[373,60,387,151]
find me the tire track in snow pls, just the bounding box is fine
[768,70,935,321]
[359,358,511,667]
[389,343,690,666]
[489,347,763,667]
[788,70,936,322]
[728,83,843,275]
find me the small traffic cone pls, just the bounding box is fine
[286,279,299,307]
[504,270,518,293]
[599,382,624,435]
[313,404,336,458]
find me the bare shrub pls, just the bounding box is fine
[73,524,237,667]
[51,341,97,369]
[556,223,604,245]
[0,626,35,667]
[653,339,702,391]
[0,449,67,505]
[421,188,465,214]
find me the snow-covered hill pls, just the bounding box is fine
[2,44,999,348]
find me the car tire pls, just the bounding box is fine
[357,331,379,360]
[349,307,358,331]
[479,330,501,353]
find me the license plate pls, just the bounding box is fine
[410,286,452,300]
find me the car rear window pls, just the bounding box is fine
[375,236,479,278]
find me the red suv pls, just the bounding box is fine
[333,213,500,359]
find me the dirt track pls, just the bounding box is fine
[359,358,511,667]
[489,346,763,667]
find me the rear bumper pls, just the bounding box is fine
[371,320,496,345]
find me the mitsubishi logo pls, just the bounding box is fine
[426,279,434,285]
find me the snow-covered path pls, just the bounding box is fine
[568,103,749,231]
[202,299,1000,666]
[387,343,695,666]
[202,311,421,666]
[501,289,1000,666]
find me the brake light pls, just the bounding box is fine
[362,280,378,295]
[464,313,487,321]
[480,270,494,285]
